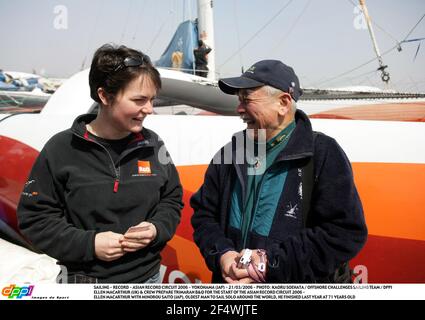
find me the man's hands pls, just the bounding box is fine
[219,249,267,283]
[94,222,157,261]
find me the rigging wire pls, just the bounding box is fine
[232,0,244,71]
[269,0,312,55]
[147,0,186,55]
[183,0,186,21]
[147,14,173,53]
[403,13,425,41]
[119,0,135,43]
[349,0,425,57]
[313,13,425,87]
[398,14,425,60]
[131,0,148,45]
[80,0,104,70]
[187,0,192,22]
[347,0,399,43]
[314,52,388,87]
[218,0,294,68]
[343,68,378,82]
[307,68,377,88]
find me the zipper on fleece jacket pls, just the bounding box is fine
[76,133,122,193]
[240,160,293,248]
[241,167,267,248]
[113,165,120,193]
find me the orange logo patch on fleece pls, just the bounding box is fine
[138,161,151,174]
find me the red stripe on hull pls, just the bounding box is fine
[351,234,425,283]
[2,136,425,283]
[0,136,39,230]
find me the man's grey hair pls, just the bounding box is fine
[263,85,297,112]
[240,85,297,112]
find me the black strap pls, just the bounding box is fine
[301,132,316,228]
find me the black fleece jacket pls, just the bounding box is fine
[191,110,367,283]
[17,114,183,283]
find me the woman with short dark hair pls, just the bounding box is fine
[17,44,183,283]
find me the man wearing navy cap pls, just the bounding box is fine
[191,60,367,283]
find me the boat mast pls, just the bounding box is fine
[197,0,216,79]
[358,0,390,84]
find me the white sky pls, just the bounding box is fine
[1,0,424,92]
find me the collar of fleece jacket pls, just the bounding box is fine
[230,109,315,164]
[70,113,158,148]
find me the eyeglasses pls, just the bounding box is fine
[113,55,151,73]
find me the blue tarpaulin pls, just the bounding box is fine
[155,20,198,74]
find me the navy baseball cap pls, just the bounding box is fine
[218,60,303,101]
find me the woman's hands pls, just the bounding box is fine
[120,221,157,252]
[94,222,157,261]
[94,231,126,261]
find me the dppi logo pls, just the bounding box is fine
[2,284,34,299]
